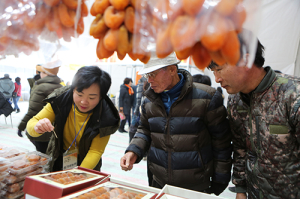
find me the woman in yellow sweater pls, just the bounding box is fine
[26,66,120,171]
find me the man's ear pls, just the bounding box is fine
[170,65,177,75]
[238,53,249,67]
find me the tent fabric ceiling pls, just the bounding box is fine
[257,0,300,75]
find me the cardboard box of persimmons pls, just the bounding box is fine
[23,167,109,199]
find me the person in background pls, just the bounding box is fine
[129,76,147,143]
[28,65,42,93]
[0,91,13,118]
[120,53,232,195]
[12,77,22,113]
[118,77,134,133]
[17,60,62,145]
[192,74,212,86]
[208,30,300,198]
[26,66,119,172]
[0,74,15,104]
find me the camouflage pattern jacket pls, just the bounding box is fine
[228,67,300,199]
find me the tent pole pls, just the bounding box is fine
[294,42,300,76]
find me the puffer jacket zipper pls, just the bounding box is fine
[166,85,191,184]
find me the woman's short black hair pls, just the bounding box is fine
[192,74,211,86]
[15,77,21,82]
[71,66,111,97]
[124,78,133,85]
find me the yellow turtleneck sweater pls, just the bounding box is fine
[26,103,110,169]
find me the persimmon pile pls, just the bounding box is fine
[73,187,146,199]
[0,0,88,57]
[89,0,152,63]
[43,172,93,185]
[135,0,246,69]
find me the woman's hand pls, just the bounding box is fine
[34,118,54,134]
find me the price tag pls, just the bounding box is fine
[63,148,78,170]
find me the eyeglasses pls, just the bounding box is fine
[143,68,165,79]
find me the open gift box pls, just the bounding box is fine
[60,177,160,199]
[23,167,109,199]
[156,185,225,199]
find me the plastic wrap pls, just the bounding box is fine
[3,167,44,184]
[3,180,25,193]
[60,181,155,199]
[132,0,262,69]
[8,151,51,175]
[0,180,7,189]
[0,0,88,58]
[0,189,6,197]
[5,189,24,199]
[89,0,152,63]
[0,147,28,160]
[0,160,12,173]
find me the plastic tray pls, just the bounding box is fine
[4,180,25,193]
[0,189,7,197]
[8,151,51,176]
[5,189,24,199]
[4,167,44,184]
[0,181,6,189]
[0,160,12,173]
[0,147,28,160]
[0,171,9,181]
[0,157,8,164]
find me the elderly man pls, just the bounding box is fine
[208,32,300,198]
[120,53,232,195]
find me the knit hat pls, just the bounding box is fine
[41,60,62,76]
[138,52,181,75]
[4,74,9,78]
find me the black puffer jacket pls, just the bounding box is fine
[44,86,120,172]
[126,69,232,192]
[0,91,13,117]
[19,76,62,133]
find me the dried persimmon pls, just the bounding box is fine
[192,42,212,70]
[103,6,125,29]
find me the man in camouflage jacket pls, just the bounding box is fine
[209,34,300,198]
